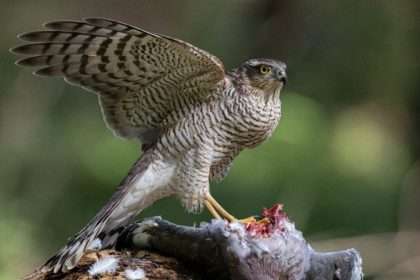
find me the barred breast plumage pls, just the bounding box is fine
[12,18,287,274]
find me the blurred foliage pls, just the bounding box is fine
[0,0,419,279]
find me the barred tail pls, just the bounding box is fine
[39,148,175,273]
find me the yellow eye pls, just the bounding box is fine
[259,65,271,75]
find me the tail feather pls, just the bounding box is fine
[39,148,172,273]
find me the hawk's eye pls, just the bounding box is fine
[259,65,272,75]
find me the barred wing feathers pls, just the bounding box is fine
[12,18,225,141]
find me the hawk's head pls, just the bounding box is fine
[234,58,287,93]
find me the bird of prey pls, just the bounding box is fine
[12,18,287,273]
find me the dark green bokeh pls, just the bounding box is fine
[1,1,419,278]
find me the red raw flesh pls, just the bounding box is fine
[245,204,288,237]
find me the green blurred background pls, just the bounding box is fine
[1,1,419,279]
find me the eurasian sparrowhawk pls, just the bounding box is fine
[12,18,287,273]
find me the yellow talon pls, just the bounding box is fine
[205,194,236,222]
[204,194,270,226]
[204,200,221,219]
[237,216,257,224]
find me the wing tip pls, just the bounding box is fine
[11,42,63,56]
[17,31,47,43]
[14,57,30,66]
[8,46,18,55]
[43,21,56,29]
[43,20,65,30]
[43,19,84,30]
[34,66,59,76]
[9,44,30,55]
[16,32,28,40]
[11,53,40,69]
[83,17,108,22]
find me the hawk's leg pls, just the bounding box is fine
[205,194,269,225]
[178,147,239,222]
[205,194,235,222]
[204,199,221,219]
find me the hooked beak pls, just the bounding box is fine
[276,68,287,86]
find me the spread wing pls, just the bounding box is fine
[12,18,226,142]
